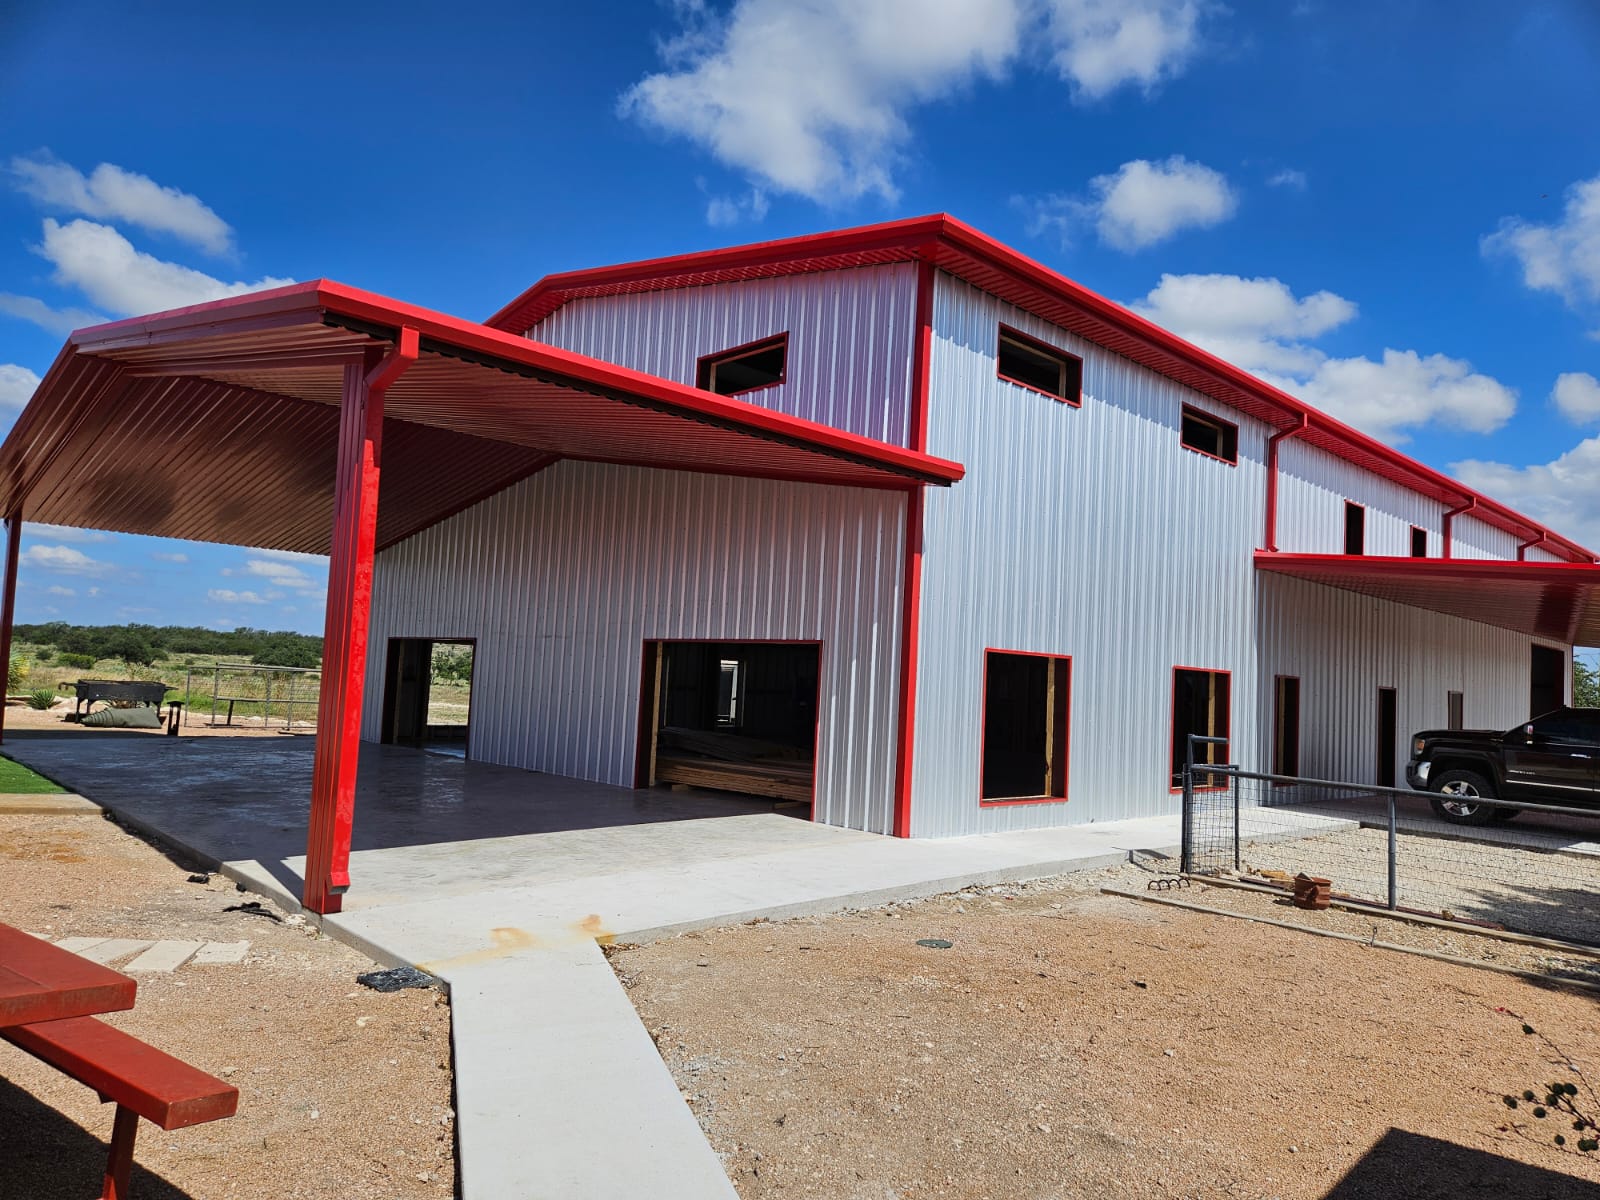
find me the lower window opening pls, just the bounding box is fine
[981,650,1071,803]
[1172,667,1230,789]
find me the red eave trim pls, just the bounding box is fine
[488,213,1593,563]
[1254,551,1600,584]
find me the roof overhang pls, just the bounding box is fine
[489,214,1594,565]
[0,282,963,555]
[1256,552,1600,644]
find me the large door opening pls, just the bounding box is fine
[1377,686,1397,788]
[1531,644,1566,718]
[637,640,818,808]
[381,638,474,758]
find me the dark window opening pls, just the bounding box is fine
[697,334,788,396]
[996,326,1082,404]
[1410,526,1428,557]
[1171,668,1230,788]
[1531,644,1566,718]
[381,638,474,758]
[981,651,1071,802]
[1377,687,1397,787]
[1447,690,1464,731]
[1344,502,1366,555]
[1180,406,1239,465]
[1273,675,1301,778]
[638,640,818,807]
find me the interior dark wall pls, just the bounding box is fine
[660,642,819,751]
[1530,644,1566,718]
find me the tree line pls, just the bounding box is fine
[14,622,323,669]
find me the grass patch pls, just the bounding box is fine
[0,756,66,794]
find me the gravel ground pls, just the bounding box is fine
[615,863,1600,1200]
[1232,821,1600,944]
[0,809,456,1199]
[5,700,310,737]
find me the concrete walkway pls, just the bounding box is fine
[1,732,1350,1197]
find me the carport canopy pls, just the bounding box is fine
[0,281,965,915]
[1256,552,1600,645]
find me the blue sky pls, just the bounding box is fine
[1,0,1598,636]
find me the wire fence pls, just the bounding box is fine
[1180,743,1600,946]
[182,663,322,731]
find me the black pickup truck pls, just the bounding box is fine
[1406,706,1600,824]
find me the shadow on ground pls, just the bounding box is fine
[0,1076,196,1200]
[1323,1128,1596,1199]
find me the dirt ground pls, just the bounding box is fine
[0,809,455,1199]
[615,864,1600,1200]
[5,698,311,737]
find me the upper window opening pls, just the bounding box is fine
[981,650,1071,803]
[996,326,1082,405]
[697,334,788,396]
[1180,406,1239,465]
[1410,526,1428,558]
[1344,502,1366,555]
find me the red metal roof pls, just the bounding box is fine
[1255,553,1600,644]
[0,282,963,555]
[489,214,1594,564]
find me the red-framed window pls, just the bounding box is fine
[1344,502,1366,555]
[696,333,789,397]
[996,325,1082,405]
[1180,405,1238,465]
[1170,666,1231,790]
[980,649,1071,805]
[1410,525,1428,557]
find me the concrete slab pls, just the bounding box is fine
[192,941,250,964]
[79,938,150,965]
[52,936,108,955]
[125,939,204,973]
[0,792,100,815]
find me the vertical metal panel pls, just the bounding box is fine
[1450,514,1520,561]
[529,264,918,446]
[1276,440,1440,556]
[362,461,906,834]
[1255,573,1561,782]
[911,275,1270,836]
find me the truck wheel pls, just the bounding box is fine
[1429,770,1499,825]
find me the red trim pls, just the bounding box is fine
[0,511,18,746]
[1169,665,1232,793]
[995,323,1082,406]
[695,332,789,397]
[1263,415,1308,552]
[1517,532,1548,562]
[1179,404,1239,466]
[379,636,476,758]
[977,647,1072,807]
[484,214,1593,563]
[891,260,936,838]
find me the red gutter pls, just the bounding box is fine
[1441,497,1476,560]
[1262,415,1309,552]
[1518,532,1548,562]
[891,259,937,839]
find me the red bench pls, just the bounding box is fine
[1,925,238,1198]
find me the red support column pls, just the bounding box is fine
[303,331,417,914]
[0,509,21,746]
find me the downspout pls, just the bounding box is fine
[1262,414,1309,552]
[1441,497,1476,560]
[1517,531,1548,562]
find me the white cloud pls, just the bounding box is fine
[20,544,112,576]
[705,187,770,227]
[1133,273,1516,441]
[253,548,327,563]
[1267,168,1307,190]
[45,585,74,597]
[225,558,313,586]
[622,0,1215,204]
[0,294,107,336]
[1024,156,1236,251]
[150,551,189,564]
[0,364,40,410]
[207,588,268,605]
[1483,173,1600,309]
[1553,372,1600,425]
[1453,438,1600,552]
[10,153,235,256]
[23,523,108,543]
[34,219,293,317]
[1041,0,1207,100]
[86,586,101,598]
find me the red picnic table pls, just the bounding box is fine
[0,922,238,1199]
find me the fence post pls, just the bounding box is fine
[1180,734,1195,874]
[1387,789,1399,911]
[1232,769,1242,873]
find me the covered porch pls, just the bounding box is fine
[0,282,963,913]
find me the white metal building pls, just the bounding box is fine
[363,214,1596,839]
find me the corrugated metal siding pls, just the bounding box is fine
[1450,514,1520,561]
[528,264,918,446]
[1276,439,1442,556]
[1256,573,1565,783]
[363,461,906,833]
[911,275,1270,836]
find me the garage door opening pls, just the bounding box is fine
[381,638,474,758]
[637,640,818,809]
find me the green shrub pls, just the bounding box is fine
[56,652,97,670]
[7,658,26,693]
[26,687,58,710]
[251,638,320,669]
[100,632,156,667]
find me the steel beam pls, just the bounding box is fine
[0,510,20,746]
